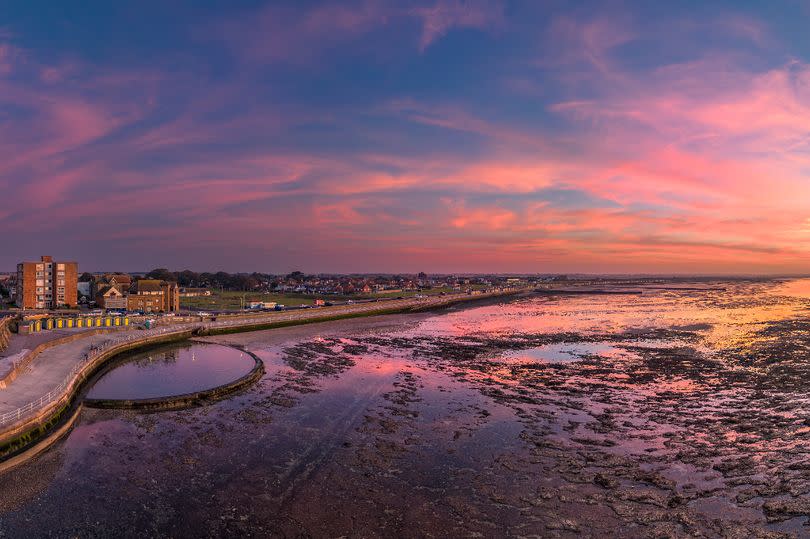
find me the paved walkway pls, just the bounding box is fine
[0,328,95,379]
[0,332,114,414]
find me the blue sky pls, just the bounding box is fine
[2,1,810,273]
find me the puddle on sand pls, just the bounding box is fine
[500,341,638,363]
[85,342,255,400]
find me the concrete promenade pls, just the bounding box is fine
[0,289,521,449]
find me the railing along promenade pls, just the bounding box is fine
[0,289,520,435]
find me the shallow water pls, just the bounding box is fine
[501,341,640,363]
[1,279,810,537]
[85,343,255,400]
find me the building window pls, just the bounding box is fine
[57,264,65,270]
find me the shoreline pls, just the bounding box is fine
[0,289,525,470]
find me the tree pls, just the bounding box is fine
[146,268,177,282]
[79,272,95,282]
[177,270,200,287]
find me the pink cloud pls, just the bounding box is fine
[4,5,810,274]
[411,0,504,51]
[539,14,636,79]
[209,0,505,63]
[210,1,391,65]
[0,43,17,75]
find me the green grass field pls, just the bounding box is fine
[180,292,318,310]
[179,287,469,311]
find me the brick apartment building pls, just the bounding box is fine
[16,256,78,309]
[125,280,179,313]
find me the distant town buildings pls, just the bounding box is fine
[4,260,538,313]
[10,263,181,313]
[16,256,78,309]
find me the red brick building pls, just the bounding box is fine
[126,279,180,313]
[16,256,78,309]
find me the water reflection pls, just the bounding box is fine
[409,280,810,351]
[501,342,638,363]
[85,343,255,400]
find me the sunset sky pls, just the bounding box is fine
[2,1,810,274]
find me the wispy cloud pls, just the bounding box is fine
[2,1,810,273]
[412,0,505,51]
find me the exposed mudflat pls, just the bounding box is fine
[1,280,810,537]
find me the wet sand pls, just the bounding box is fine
[0,281,809,537]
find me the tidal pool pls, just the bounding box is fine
[85,342,255,400]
